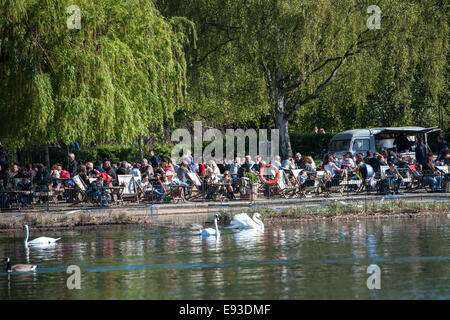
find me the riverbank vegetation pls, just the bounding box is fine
[219,200,450,224]
[0,200,448,231]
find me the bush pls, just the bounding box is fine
[289,133,333,159]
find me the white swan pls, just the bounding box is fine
[24,225,61,245]
[200,214,220,237]
[227,212,264,230]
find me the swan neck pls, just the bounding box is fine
[253,216,264,228]
[214,219,220,236]
[25,226,29,243]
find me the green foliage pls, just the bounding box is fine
[289,133,333,160]
[245,172,260,185]
[150,143,175,161]
[0,0,188,148]
[159,0,448,155]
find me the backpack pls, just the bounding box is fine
[60,170,70,178]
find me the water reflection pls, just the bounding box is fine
[0,216,449,299]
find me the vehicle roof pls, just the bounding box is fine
[330,126,438,140]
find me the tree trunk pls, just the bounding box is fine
[44,145,50,168]
[138,136,144,161]
[274,92,293,159]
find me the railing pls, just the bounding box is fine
[1,167,448,211]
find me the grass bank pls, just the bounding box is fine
[0,211,154,232]
[0,199,448,231]
[218,200,450,224]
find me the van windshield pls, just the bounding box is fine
[329,139,350,152]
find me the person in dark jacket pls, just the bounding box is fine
[67,153,78,177]
[17,177,34,206]
[103,161,117,184]
[437,135,448,162]
[415,139,428,166]
[394,133,414,152]
[86,176,107,206]
[0,178,7,208]
[94,160,106,173]
[116,161,130,175]
[0,143,9,187]
[149,150,160,168]
[34,164,51,202]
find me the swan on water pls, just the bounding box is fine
[226,213,264,230]
[24,225,61,245]
[4,257,37,273]
[200,214,220,237]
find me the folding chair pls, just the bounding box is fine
[117,175,139,202]
[186,172,205,200]
[341,169,362,194]
[320,170,345,196]
[71,175,97,205]
[274,170,297,198]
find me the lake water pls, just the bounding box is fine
[0,215,449,299]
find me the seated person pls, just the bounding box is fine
[387,151,398,165]
[17,177,34,206]
[34,164,51,203]
[374,154,388,173]
[437,150,449,166]
[77,165,91,187]
[95,172,113,186]
[86,162,99,178]
[421,156,443,192]
[298,156,316,172]
[384,163,404,195]
[323,154,344,179]
[141,174,163,202]
[86,176,108,206]
[340,152,356,170]
[220,170,234,199]
[297,170,309,192]
[205,168,219,200]
[0,178,8,208]
[396,155,410,169]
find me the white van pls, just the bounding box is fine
[328,126,440,158]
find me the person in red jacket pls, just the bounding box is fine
[197,159,206,177]
[95,172,112,185]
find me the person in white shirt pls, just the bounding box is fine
[272,155,282,169]
[341,152,356,170]
[209,160,221,176]
[130,164,142,184]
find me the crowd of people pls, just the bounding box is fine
[319,136,449,194]
[0,135,449,207]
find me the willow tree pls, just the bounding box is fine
[159,0,448,158]
[0,0,189,148]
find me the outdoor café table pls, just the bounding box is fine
[2,190,33,208]
[211,183,232,200]
[106,186,125,205]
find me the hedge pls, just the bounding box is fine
[13,128,450,166]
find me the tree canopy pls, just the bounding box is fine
[1,0,448,159]
[159,0,448,157]
[0,0,190,147]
